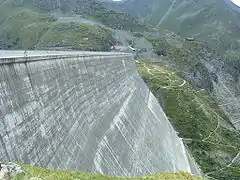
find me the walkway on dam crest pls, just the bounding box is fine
[0,50,130,59]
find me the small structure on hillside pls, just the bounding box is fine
[128,46,136,51]
[186,37,195,41]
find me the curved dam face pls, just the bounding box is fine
[0,51,191,176]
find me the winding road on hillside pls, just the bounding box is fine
[141,62,240,179]
[143,62,186,89]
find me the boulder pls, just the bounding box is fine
[0,163,23,180]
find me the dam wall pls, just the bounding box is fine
[0,51,191,176]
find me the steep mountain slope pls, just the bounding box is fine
[138,61,240,180]
[104,0,240,56]
[142,31,240,130]
[103,0,240,132]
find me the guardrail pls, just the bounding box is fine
[0,51,133,64]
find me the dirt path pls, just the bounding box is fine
[206,152,240,177]
[202,117,220,142]
[179,80,186,87]
[141,62,240,177]
[227,152,240,167]
[143,62,186,88]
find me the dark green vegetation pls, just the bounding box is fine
[0,4,115,51]
[11,163,203,180]
[104,0,240,57]
[72,0,147,31]
[17,0,147,32]
[39,22,115,51]
[137,62,240,180]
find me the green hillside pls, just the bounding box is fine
[16,0,147,32]
[0,4,115,50]
[72,0,147,31]
[137,61,240,180]
[142,30,240,92]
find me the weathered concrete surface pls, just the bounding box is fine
[0,51,192,176]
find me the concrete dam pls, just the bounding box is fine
[0,51,194,176]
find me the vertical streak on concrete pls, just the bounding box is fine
[0,134,10,161]
[147,92,191,173]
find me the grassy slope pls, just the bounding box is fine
[0,5,115,51]
[72,0,148,32]
[21,0,147,32]
[137,62,240,180]
[146,30,240,67]
[145,32,233,91]
[38,22,115,51]
[12,163,203,180]
[0,5,54,49]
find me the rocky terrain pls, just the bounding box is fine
[143,32,240,130]
[103,0,240,57]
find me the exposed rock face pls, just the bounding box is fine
[179,47,240,129]
[211,61,240,129]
